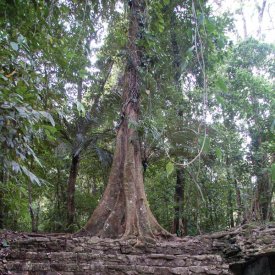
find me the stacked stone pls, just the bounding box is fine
[1,224,275,275]
[1,235,229,274]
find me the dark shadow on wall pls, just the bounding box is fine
[230,253,275,275]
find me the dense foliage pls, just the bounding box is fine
[0,0,274,235]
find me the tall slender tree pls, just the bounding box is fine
[79,0,171,241]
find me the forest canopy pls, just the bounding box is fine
[0,0,274,237]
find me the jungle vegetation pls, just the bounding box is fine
[0,0,274,239]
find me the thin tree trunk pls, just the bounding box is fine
[79,0,171,241]
[55,167,62,231]
[251,173,270,222]
[257,170,271,221]
[0,192,3,229]
[228,188,234,228]
[28,180,39,232]
[250,133,272,222]
[268,184,274,221]
[208,195,215,229]
[234,179,245,225]
[28,160,39,232]
[0,161,4,229]
[170,7,181,85]
[240,0,248,39]
[170,4,187,237]
[256,0,267,38]
[56,167,61,215]
[172,168,187,236]
[66,79,84,230]
[225,162,235,228]
[67,154,80,230]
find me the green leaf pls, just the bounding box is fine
[21,166,41,185]
[45,129,56,142]
[203,137,210,153]
[17,34,25,44]
[11,161,21,173]
[43,125,57,141]
[187,46,195,53]
[215,147,222,160]
[0,73,8,81]
[216,95,225,105]
[10,41,19,51]
[42,125,57,134]
[40,111,55,126]
[166,161,174,177]
[76,101,86,117]
[25,145,43,167]
[79,69,87,79]
[216,77,227,92]
[199,137,210,153]
[158,23,164,33]
[205,19,216,33]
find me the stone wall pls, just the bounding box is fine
[1,224,274,275]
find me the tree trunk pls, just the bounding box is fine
[256,171,271,221]
[234,179,245,225]
[79,0,171,241]
[251,172,271,222]
[0,192,3,229]
[172,168,187,236]
[170,5,187,237]
[240,0,248,39]
[250,133,272,222]
[170,6,181,85]
[0,161,4,229]
[227,187,234,228]
[67,154,80,230]
[256,0,267,38]
[28,180,39,232]
[225,163,235,228]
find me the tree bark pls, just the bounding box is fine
[250,132,272,222]
[28,180,39,233]
[240,0,248,39]
[79,0,171,241]
[256,0,267,38]
[0,162,4,229]
[172,168,187,236]
[0,192,3,229]
[234,179,245,225]
[256,170,271,221]
[227,188,234,228]
[170,4,187,237]
[67,154,80,230]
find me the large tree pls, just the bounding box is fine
[79,0,171,241]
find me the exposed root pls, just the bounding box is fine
[77,0,171,243]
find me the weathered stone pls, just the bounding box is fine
[189,266,206,273]
[149,253,176,260]
[171,267,190,274]
[1,225,275,274]
[73,246,84,252]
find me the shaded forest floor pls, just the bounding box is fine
[1,224,275,274]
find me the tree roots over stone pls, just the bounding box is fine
[76,119,173,243]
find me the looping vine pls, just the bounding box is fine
[166,0,209,169]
